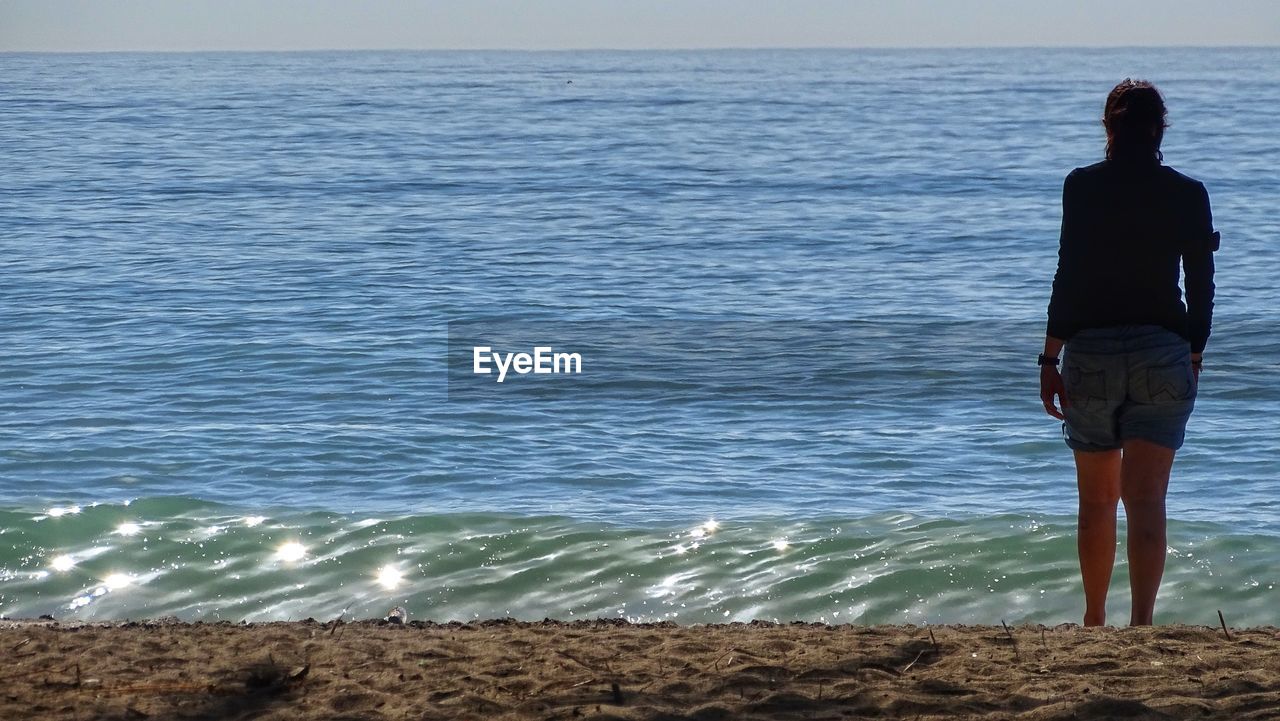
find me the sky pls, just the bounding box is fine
[1,0,1278,52]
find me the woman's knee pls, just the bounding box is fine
[1079,494,1120,513]
[1121,487,1167,508]
[1120,441,1173,504]
[1120,470,1170,504]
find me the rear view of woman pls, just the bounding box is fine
[1040,79,1219,626]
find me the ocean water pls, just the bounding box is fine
[1,48,1278,625]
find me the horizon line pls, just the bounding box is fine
[3,43,1278,55]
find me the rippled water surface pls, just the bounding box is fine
[1,49,1278,623]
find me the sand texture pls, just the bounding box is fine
[3,618,1280,720]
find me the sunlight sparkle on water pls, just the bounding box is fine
[104,573,132,590]
[244,516,267,527]
[115,522,142,536]
[50,555,75,572]
[46,506,81,518]
[689,519,719,540]
[772,539,789,552]
[275,541,307,562]
[375,564,403,590]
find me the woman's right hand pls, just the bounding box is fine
[1041,365,1068,420]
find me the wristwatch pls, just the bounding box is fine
[1037,353,1059,367]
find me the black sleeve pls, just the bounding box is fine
[1046,172,1081,341]
[1184,182,1217,353]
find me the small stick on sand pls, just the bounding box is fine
[712,647,763,670]
[557,649,602,674]
[928,628,939,654]
[1041,627,1048,651]
[710,649,733,670]
[1001,620,1020,661]
[1217,610,1233,641]
[901,649,927,674]
[328,603,353,636]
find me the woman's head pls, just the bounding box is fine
[1103,79,1168,161]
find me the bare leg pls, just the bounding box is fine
[1120,438,1175,626]
[1075,449,1121,626]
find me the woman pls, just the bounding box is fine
[1040,79,1218,627]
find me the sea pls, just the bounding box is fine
[2,48,1278,626]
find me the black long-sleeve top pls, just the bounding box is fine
[1046,158,1218,353]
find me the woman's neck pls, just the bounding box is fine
[1108,149,1161,165]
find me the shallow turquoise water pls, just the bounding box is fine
[2,499,1277,626]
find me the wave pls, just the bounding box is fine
[1,498,1275,626]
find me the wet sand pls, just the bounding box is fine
[3,618,1278,720]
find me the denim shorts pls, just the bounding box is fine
[1061,325,1196,452]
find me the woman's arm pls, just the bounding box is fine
[1184,183,1217,376]
[1043,172,1080,419]
[1045,173,1082,343]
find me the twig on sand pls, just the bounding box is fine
[328,603,353,636]
[901,649,928,674]
[557,650,604,674]
[1040,627,1048,651]
[10,638,31,652]
[904,628,941,674]
[1001,620,1020,661]
[1217,610,1233,641]
[711,646,764,671]
[711,650,734,671]
[610,681,625,705]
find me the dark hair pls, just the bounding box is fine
[1103,79,1168,162]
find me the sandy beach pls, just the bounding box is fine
[3,618,1278,720]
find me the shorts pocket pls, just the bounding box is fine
[1065,365,1108,411]
[1143,362,1194,402]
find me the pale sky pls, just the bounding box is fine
[2,0,1278,52]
